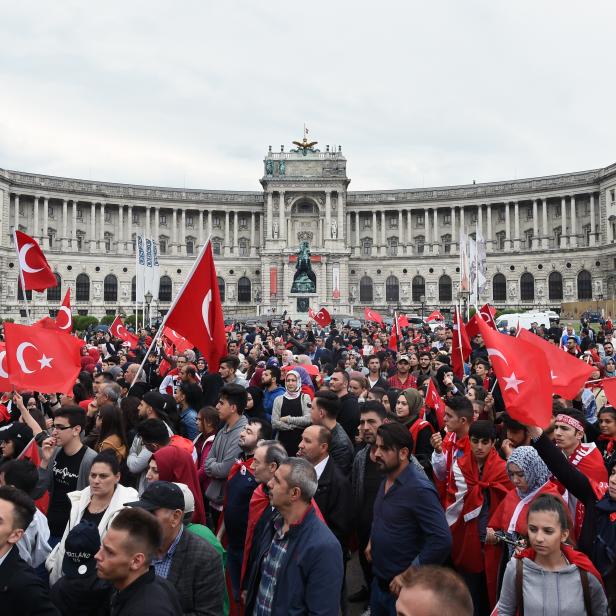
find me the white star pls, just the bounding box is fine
[503,372,524,393]
[38,354,53,369]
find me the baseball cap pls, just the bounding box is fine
[397,355,410,363]
[173,482,195,514]
[0,422,33,444]
[142,391,170,415]
[124,481,185,512]
[62,520,100,578]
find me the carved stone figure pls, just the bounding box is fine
[279,160,286,176]
[265,160,274,175]
[94,283,102,298]
[331,219,338,239]
[121,284,129,299]
[273,221,279,239]
[291,242,317,293]
[6,281,15,298]
[508,282,517,300]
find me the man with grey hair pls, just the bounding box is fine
[126,362,150,398]
[244,457,343,615]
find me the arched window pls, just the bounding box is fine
[439,275,452,302]
[17,279,32,301]
[385,275,399,302]
[76,273,90,302]
[159,275,172,302]
[577,270,592,300]
[104,274,118,302]
[493,273,506,302]
[412,275,425,302]
[217,276,226,303]
[47,273,62,302]
[360,276,373,303]
[548,271,563,301]
[238,277,251,303]
[520,272,534,301]
[131,276,136,303]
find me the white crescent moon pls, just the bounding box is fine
[16,342,37,374]
[202,289,212,339]
[0,351,8,379]
[19,243,43,274]
[56,306,72,330]
[487,347,508,365]
[116,324,126,337]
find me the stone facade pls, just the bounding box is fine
[1,142,616,321]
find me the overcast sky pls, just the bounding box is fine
[1,1,614,192]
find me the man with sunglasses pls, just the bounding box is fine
[32,406,97,546]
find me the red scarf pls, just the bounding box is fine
[435,431,470,505]
[516,543,604,589]
[598,434,616,456]
[408,417,434,454]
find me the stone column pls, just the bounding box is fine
[100,202,106,245]
[346,212,351,244]
[513,201,520,250]
[542,199,548,249]
[451,207,457,253]
[433,208,439,255]
[477,204,483,239]
[355,212,360,253]
[532,199,538,249]
[72,201,77,251]
[266,193,273,240]
[459,206,465,237]
[224,210,230,254]
[424,208,430,253]
[180,209,186,255]
[62,199,68,249]
[325,192,332,239]
[118,204,124,249]
[144,205,150,239]
[318,218,323,246]
[198,210,204,248]
[560,197,567,248]
[259,212,264,249]
[279,192,286,241]
[90,202,97,252]
[33,196,39,239]
[486,204,493,251]
[171,208,177,254]
[13,194,19,234]
[233,211,239,252]
[154,207,160,247]
[406,210,412,254]
[398,210,404,247]
[337,192,344,240]
[380,210,387,255]
[590,193,596,246]
[42,197,49,247]
[207,210,213,239]
[570,195,577,248]
[504,203,511,250]
[250,212,255,255]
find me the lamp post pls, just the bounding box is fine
[144,291,153,327]
[457,290,471,320]
[419,294,425,321]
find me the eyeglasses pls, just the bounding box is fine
[52,424,72,431]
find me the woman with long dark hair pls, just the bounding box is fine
[94,404,128,462]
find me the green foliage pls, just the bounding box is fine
[0,317,15,324]
[125,313,144,327]
[73,315,99,331]
[100,315,116,325]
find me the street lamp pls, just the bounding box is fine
[419,295,425,321]
[457,290,471,320]
[144,291,153,327]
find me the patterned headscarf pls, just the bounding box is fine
[507,446,551,497]
[401,388,423,418]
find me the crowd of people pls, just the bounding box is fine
[0,312,616,615]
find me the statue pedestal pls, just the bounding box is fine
[288,292,319,320]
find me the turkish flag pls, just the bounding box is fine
[425,378,446,429]
[110,316,139,348]
[452,309,471,378]
[397,314,410,328]
[517,329,593,400]
[426,310,445,323]
[311,307,332,328]
[164,241,227,372]
[163,326,194,353]
[476,316,552,428]
[364,307,384,326]
[55,289,73,332]
[465,314,482,339]
[14,230,58,292]
[601,378,616,409]
[0,343,12,391]
[478,303,498,330]
[4,323,83,394]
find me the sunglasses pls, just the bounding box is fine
[52,424,72,431]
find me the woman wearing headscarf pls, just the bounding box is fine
[245,386,265,418]
[484,446,565,605]
[395,389,434,469]
[292,365,315,399]
[271,369,312,456]
[146,445,207,525]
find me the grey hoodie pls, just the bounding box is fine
[205,415,248,506]
[497,556,608,616]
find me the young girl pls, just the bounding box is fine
[497,494,607,615]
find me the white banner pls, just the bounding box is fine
[476,229,487,296]
[459,231,470,293]
[136,234,145,302]
[144,237,154,297]
[469,236,477,305]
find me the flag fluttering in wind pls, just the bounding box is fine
[163,327,194,354]
[364,308,384,326]
[14,230,57,292]
[110,316,139,349]
[425,378,446,429]
[0,343,11,391]
[308,307,332,328]
[55,289,73,331]
[425,310,445,323]
[164,241,227,372]
[452,309,471,378]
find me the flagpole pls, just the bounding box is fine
[13,231,31,324]
[129,235,214,388]
[456,307,464,372]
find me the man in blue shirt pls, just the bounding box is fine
[368,422,451,616]
[261,367,285,422]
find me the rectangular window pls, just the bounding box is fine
[389,215,398,229]
[443,214,451,225]
[77,309,89,316]
[362,218,371,229]
[526,207,533,220]
[239,241,249,256]
[239,216,248,229]
[213,215,221,228]
[555,206,561,217]
[416,215,424,227]
[76,207,83,220]
[611,189,615,203]
[132,214,139,224]
[160,214,167,225]
[498,212,505,222]
[104,212,111,223]
[187,215,194,227]
[471,214,478,224]
[159,239,167,254]
[48,206,55,219]
[213,242,222,255]
[362,242,372,256]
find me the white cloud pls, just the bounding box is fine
[0,0,614,191]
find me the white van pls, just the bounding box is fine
[495,311,558,331]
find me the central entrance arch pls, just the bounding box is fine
[288,197,322,247]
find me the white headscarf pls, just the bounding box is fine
[283,369,302,400]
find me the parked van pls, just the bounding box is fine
[495,311,558,331]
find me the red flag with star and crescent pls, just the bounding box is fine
[452,309,471,378]
[309,307,332,328]
[0,342,11,391]
[164,241,226,372]
[478,303,498,330]
[476,316,552,428]
[364,307,384,326]
[517,328,593,400]
[110,316,139,349]
[162,326,194,353]
[425,377,446,429]
[14,230,58,292]
[4,323,83,394]
[55,289,73,332]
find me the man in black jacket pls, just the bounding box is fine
[328,369,360,442]
[0,485,60,616]
[95,507,181,616]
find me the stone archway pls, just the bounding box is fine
[288,197,322,248]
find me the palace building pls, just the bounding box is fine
[1,138,615,321]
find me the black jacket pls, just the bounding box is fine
[314,458,353,549]
[50,573,111,616]
[0,546,60,616]
[109,568,181,616]
[338,393,360,442]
